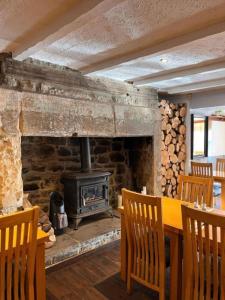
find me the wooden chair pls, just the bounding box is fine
[216,158,225,173]
[0,206,39,300]
[122,188,166,300]
[182,205,225,300]
[177,175,213,207]
[191,161,213,177]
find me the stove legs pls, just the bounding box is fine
[72,218,82,230]
[107,208,114,218]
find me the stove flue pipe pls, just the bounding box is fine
[80,137,91,172]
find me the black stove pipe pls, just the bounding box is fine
[80,137,91,172]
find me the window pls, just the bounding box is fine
[191,115,208,159]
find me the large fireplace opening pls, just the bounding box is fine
[21,136,154,214]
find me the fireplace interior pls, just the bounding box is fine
[21,136,153,224]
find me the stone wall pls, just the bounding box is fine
[22,136,153,211]
[0,56,160,208]
[0,136,23,209]
[0,90,23,209]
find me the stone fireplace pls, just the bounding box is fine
[21,136,154,213]
[0,56,161,210]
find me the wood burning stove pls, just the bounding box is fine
[62,137,111,229]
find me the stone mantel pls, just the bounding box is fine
[0,55,161,208]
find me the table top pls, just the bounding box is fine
[119,196,225,235]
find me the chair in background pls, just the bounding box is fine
[122,188,166,300]
[0,206,39,300]
[216,158,225,173]
[191,161,213,177]
[182,205,225,300]
[177,175,213,207]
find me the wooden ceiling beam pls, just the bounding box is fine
[166,77,225,94]
[13,0,106,61]
[81,3,225,74]
[130,57,225,85]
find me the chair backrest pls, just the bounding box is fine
[191,161,213,177]
[177,175,213,207]
[0,206,39,300]
[216,158,225,173]
[122,188,165,291]
[182,205,225,300]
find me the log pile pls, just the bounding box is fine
[160,99,186,198]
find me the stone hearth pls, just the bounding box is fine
[45,211,120,267]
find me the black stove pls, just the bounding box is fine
[62,137,111,229]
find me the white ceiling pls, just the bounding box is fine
[2,0,225,94]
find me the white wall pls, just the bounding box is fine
[208,120,225,156]
[160,88,225,172]
[190,88,225,109]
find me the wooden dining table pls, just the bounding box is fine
[213,170,225,208]
[119,196,225,300]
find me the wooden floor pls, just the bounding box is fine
[46,240,160,300]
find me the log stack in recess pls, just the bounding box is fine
[160,99,186,198]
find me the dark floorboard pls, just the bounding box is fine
[46,240,161,300]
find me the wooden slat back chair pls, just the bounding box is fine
[122,188,165,300]
[182,205,225,300]
[177,175,213,207]
[0,206,39,300]
[191,161,213,178]
[216,158,225,173]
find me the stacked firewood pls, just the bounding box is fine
[160,99,186,198]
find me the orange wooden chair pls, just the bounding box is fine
[216,158,225,173]
[191,161,213,177]
[182,205,225,300]
[122,188,166,300]
[177,174,213,207]
[0,206,39,300]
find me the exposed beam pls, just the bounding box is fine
[13,0,106,61]
[130,57,225,85]
[81,3,225,74]
[166,78,225,94]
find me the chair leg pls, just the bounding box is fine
[127,275,133,295]
[159,291,165,300]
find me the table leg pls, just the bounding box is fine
[35,243,46,300]
[167,231,182,300]
[221,182,225,209]
[120,212,127,281]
